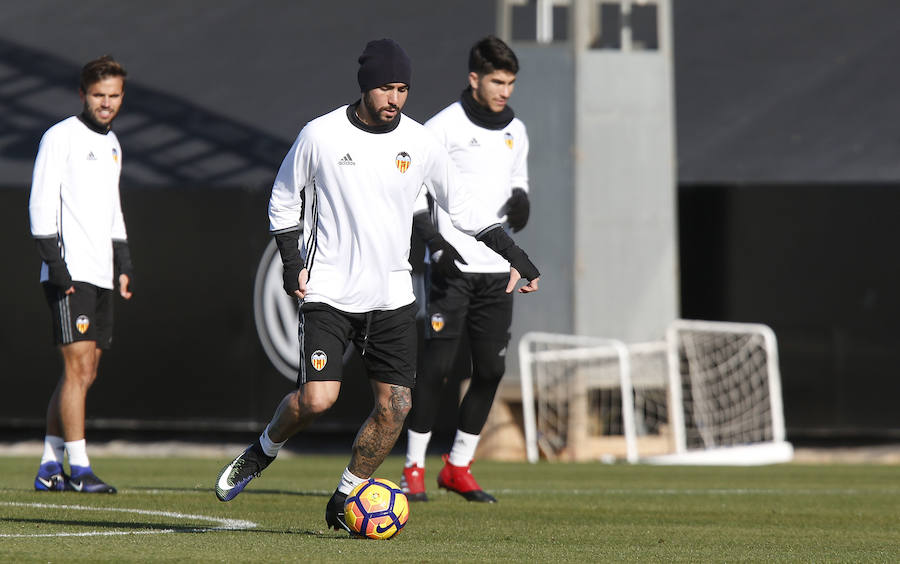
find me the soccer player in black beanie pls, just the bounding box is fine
[214,38,539,534]
[357,38,412,93]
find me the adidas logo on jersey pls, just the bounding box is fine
[469,138,480,147]
[338,153,355,165]
[87,152,97,160]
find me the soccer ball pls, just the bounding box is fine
[344,478,409,539]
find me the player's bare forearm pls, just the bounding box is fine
[348,385,411,477]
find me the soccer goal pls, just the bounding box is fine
[518,320,793,465]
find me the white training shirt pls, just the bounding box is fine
[424,101,529,273]
[29,116,127,290]
[269,105,499,313]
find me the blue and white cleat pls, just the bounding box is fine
[67,466,117,493]
[34,461,68,491]
[215,441,274,502]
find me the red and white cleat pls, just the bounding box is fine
[400,464,428,502]
[436,454,496,503]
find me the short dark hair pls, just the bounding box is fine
[80,55,127,92]
[468,35,519,76]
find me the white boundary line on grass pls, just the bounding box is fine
[0,501,257,538]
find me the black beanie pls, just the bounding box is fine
[357,38,411,92]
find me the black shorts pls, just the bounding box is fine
[43,282,114,349]
[426,271,513,342]
[298,301,417,388]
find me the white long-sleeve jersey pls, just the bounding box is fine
[28,116,127,290]
[269,105,500,313]
[424,101,529,273]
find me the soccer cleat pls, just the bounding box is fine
[67,466,117,494]
[436,454,497,503]
[215,440,274,502]
[325,490,351,533]
[34,461,68,491]
[400,464,428,502]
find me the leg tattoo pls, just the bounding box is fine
[348,385,411,478]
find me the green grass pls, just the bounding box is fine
[1,455,898,562]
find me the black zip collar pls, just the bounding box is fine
[347,101,401,134]
[77,111,112,135]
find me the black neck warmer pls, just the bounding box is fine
[347,101,401,134]
[78,111,111,135]
[459,87,514,130]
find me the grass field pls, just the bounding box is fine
[1,454,897,562]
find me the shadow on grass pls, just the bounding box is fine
[2,517,344,537]
[128,485,329,497]
[3,516,199,531]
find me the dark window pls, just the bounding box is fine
[631,3,659,51]
[591,2,622,50]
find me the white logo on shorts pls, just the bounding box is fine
[253,240,429,382]
[311,350,327,371]
[75,315,90,334]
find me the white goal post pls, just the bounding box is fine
[518,320,793,465]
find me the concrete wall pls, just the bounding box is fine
[572,0,678,342]
[503,44,576,373]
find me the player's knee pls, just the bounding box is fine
[379,386,411,424]
[303,397,334,416]
[312,396,338,416]
[299,388,338,416]
[472,342,508,385]
[64,364,97,387]
[396,398,412,421]
[424,337,461,375]
[484,356,507,383]
[394,388,412,418]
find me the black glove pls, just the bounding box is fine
[476,226,540,281]
[412,211,467,278]
[502,188,530,233]
[274,230,304,296]
[428,234,468,278]
[113,240,134,292]
[34,237,73,289]
[280,262,302,295]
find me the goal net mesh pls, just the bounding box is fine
[675,328,776,450]
[520,321,789,464]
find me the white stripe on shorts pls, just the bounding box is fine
[60,292,73,344]
[297,306,306,385]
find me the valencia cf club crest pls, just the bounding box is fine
[395,151,411,173]
[75,315,90,334]
[503,132,514,149]
[112,148,118,163]
[310,350,328,371]
[430,313,445,333]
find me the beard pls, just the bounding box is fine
[82,103,116,129]
[362,93,399,126]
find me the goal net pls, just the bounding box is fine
[518,320,793,465]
